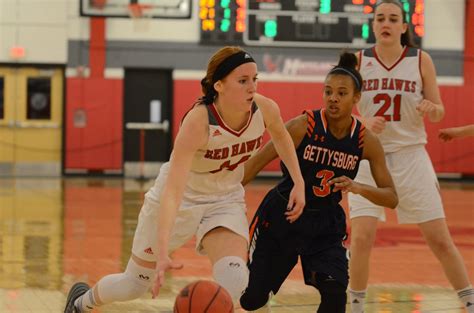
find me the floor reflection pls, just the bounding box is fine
[0,177,472,312]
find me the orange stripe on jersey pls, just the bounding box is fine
[358,124,366,148]
[350,117,357,138]
[358,124,366,138]
[305,110,315,137]
[248,215,259,241]
[320,109,328,133]
[305,109,315,122]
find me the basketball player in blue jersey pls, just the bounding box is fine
[63,46,305,313]
[348,1,474,312]
[239,52,398,313]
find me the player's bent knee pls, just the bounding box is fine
[239,289,270,311]
[96,258,154,303]
[311,273,347,313]
[212,256,249,301]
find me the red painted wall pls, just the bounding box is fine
[65,78,123,171]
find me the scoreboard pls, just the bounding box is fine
[199,0,424,48]
[199,0,247,44]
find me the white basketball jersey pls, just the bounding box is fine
[358,47,426,153]
[187,102,265,194]
[146,102,265,201]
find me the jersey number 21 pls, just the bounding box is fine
[374,93,402,121]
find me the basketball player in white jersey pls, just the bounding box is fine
[64,46,305,313]
[439,124,474,141]
[347,1,474,312]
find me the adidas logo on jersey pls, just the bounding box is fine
[144,247,154,255]
[367,61,373,67]
[212,129,222,137]
[244,53,251,59]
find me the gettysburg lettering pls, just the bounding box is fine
[303,144,359,170]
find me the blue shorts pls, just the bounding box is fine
[247,188,349,296]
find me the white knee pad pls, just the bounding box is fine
[97,258,155,303]
[212,256,249,301]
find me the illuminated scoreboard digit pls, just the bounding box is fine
[199,0,246,44]
[243,0,424,48]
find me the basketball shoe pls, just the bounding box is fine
[64,282,90,313]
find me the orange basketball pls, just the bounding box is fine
[174,280,234,313]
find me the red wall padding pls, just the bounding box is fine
[427,86,474,173]
[465,0,474,86]
[65,78,123,170]
[173,80,474,174]
[64,79,473,174]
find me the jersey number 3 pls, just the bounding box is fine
[313,169,335,197]
[374,93,401,121]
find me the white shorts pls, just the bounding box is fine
[131,188,249,262]
[348,145,445,224]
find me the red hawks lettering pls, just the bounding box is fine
[303,144,359,170]
[204,136,263,160]
[363,78,416,93]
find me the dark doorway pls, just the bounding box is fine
[123,68,172,177]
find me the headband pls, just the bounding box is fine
[328,67,362,91]
[212,51,256,83]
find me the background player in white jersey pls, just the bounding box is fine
[63,46,305,313]
[348,1,474,312]
[439,124,474,141]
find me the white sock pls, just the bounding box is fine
[457,285,474,312]
[74,258,154,311]
[349,288,366,313]
[213,256,249,302]
[74,288,96,312]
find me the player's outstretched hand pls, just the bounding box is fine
[285,183,305,223]
[439,127,462,142]
[152,255,183,299]
[328,175,360,194]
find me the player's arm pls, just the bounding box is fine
[157,105,208,255]
[439,124,474,141]
[417,51,445,122]
[153,105,209,297]
[254,94,305,222]
[242,113,307,185]
[329,130,398,208]
[353,50,387,134]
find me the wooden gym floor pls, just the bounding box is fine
[0,177,473,312]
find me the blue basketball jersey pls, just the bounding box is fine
[278,109,365,213]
